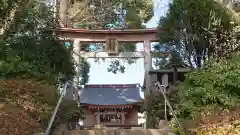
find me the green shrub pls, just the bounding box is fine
[175,55,240,119]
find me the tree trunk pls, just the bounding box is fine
[59,0,69,27]
[187,54,194,68]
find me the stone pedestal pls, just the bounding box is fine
[52,124,68,135]
[158,120,170,131]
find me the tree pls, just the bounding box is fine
[215,0,240,22]
[0,0,75,83]
[59,0,153,29]
[157,0,235,68]
[151,0,239,132]
[0,0,30,39]
[78,58,90,85]
[0,1,84,134]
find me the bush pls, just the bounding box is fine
[175,55,240,119]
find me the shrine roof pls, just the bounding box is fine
[79,84,142,105]
[56,27,157,34]
[149,68,192,74]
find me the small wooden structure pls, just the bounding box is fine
[79,84,142,128]
[149,68,192,88]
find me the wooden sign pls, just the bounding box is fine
[106,38,119,55]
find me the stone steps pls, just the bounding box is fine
[68,129,170,135]
[51,124,175,135]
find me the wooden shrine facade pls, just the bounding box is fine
[78,84,142,128]
[83,104,138,126]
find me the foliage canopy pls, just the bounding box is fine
[156,0,237,68]
[0,1,75,83]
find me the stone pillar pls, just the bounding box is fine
[64,82,74,101]
[121,113,125,124]
[150,74,158,92]
[143,40,152,129]
[96,114,100,125]
[73,39,81,85]
[143,40,152,96]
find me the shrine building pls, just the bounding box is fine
[78,84,143,128]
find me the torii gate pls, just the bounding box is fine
[56,27,166,97]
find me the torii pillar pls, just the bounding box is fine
[72,39,81,85]
[143,40,152,96]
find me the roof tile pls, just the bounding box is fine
[79,84,141,105]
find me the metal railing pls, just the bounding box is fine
[44,81,71,135]
[154,81,185,133]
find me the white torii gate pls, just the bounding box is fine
[56,27,166,97]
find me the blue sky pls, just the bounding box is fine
[87,0,170,85]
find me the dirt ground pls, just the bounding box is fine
[0,102,43,135]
